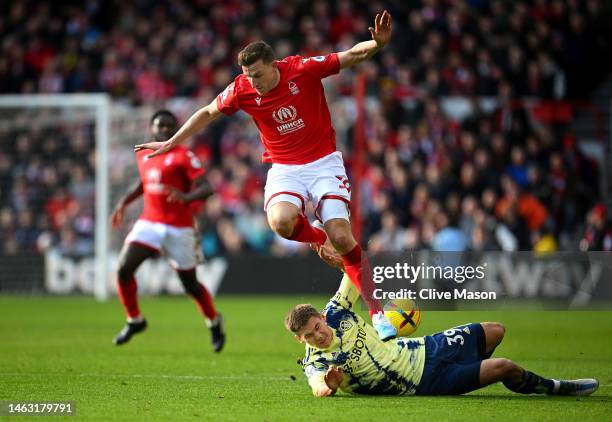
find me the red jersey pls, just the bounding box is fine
[136,145,205,227]
[216,54,341,164]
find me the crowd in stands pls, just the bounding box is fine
[0,119,96,257]
[0,0,610,257]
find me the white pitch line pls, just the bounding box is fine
[0,372,292,381]
[3,373,608,389]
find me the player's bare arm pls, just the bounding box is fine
[134,100,222,157]
[166,175,214,204]
[338,10,392,70]
[111,181,144,229]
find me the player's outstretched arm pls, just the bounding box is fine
[111,181,143,229]
[337,10,392,70]
[134,100,223,157]
[328,274,361,311]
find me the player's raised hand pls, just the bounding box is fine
[134,140,174,158]
[369,10,392,48]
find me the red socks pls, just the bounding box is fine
[191,283,217,320]
[117,276,141,319]
[341,244,383,316]
[288,215,327,244]
[118,276,217,321]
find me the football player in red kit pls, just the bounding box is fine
[136,12,397,340]
[112,110,225,352]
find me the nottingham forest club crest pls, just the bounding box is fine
[288,81,299,95]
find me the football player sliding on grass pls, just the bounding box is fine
[285,247,599,397]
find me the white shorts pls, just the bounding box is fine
[263,151,351,222]
[125,219,203,270]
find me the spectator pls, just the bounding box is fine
[432,211,469,252]
[0,0,608,256]
[369,210,407,254]
[579,204,612,251]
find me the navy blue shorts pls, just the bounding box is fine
[415,323,487,395]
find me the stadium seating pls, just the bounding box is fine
[0,0,610,255]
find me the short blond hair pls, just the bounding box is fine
[284,304,320,333]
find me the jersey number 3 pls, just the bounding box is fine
[443,328,465,346]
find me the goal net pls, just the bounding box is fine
[0,94,111,299]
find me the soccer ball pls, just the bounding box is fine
[384,298,421,337]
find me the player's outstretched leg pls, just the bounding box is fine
[323,218,397,341]
[177,269,225,353]
[113,243,156,345]
[267,202,327,245]
[480,358,599,396]
[267,200,396,340]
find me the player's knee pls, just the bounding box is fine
[326,227,355,252]
[270,217,295,238]
[117,264,134,282]
[268,213,297,238]
[176,269,199,295]
[494,358,519,378]
[180,278,199,297]
[493,322,505,344]
[496,322,506,340]
[483,322,505,345]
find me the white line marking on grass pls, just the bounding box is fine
[0,372,291,381]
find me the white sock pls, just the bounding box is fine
[128,315,144,324]
[205,315,219,328]
[551,379,561,393]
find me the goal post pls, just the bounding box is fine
[0,94,225,301]
[0,94,111,300]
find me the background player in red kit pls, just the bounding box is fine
[112,110,225,352]
[135,12,397,340]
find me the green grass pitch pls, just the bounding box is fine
[1,295,610,421]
